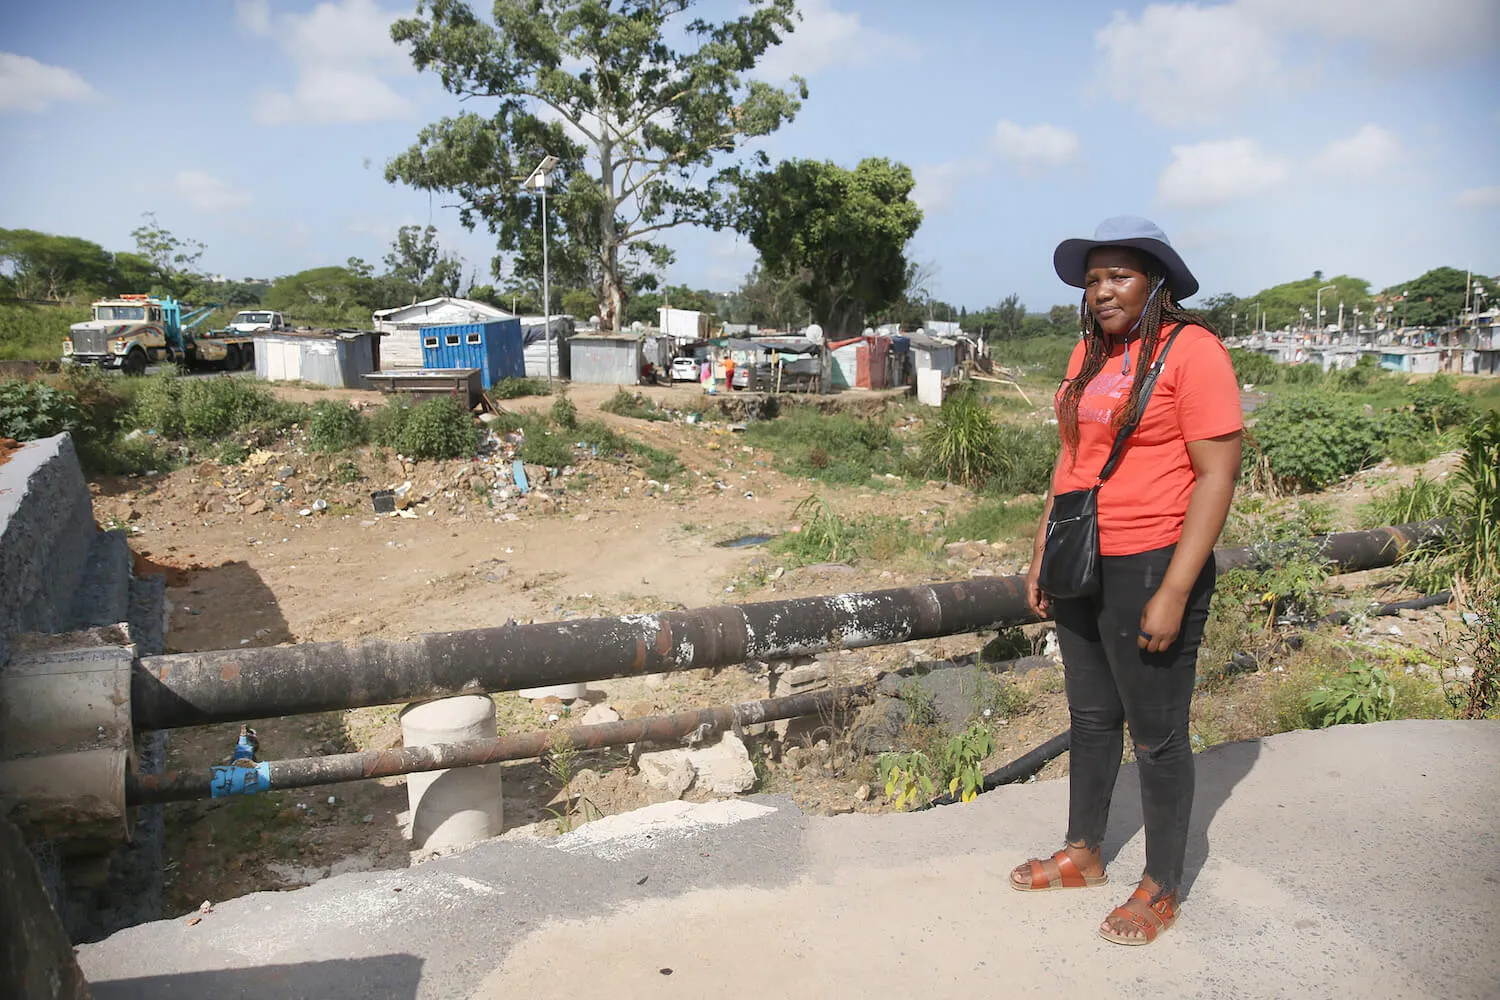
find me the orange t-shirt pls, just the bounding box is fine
[1051,323,1242,556]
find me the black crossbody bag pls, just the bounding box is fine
[1038,323,1185,600]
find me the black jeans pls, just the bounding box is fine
[1052,544,1214,898]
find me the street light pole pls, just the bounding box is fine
[524,155,560,384]
[1315,284,1337,340]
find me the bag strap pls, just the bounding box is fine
[1095,322,1187,485]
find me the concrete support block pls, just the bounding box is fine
[0,631,134,760]
[399,696,503,851]
[0,749,128,851]
[0,434,97,638]
[0,816,93,999]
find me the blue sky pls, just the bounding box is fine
[1,0,1497,313]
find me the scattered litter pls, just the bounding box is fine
[327,796,336,805]
[311,498,328,512]
[185,915,201,927]
[199,900,214,915]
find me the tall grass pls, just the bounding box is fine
[742,408,904,484]
[945,496,1045,544]
[923,386,1000,487]
[770,494,928,566]
[0,302,87,361]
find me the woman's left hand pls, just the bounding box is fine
[1138,587,1189,653]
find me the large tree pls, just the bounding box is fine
[384,224,464,301]
[0,229,114,301]
[1386,267,1493,328]
[734,157,923,336]
[386,0,805,331]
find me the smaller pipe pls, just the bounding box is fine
[127,684,872,805]
[1372,591,1452,616]
[921,730,1071,809]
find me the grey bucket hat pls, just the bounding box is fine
[1053,216,1199,300]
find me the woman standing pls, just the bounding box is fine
[1009,217,1243,945]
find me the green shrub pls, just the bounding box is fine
[368,401,411,447]
[1247,395,1381,491]
[307,401,368,453]
[1325,354,1385,390]
[383,398,479,460]
[490,377,550,399]
[549,394,578,430]
[1304,662,1397,728]
[599,389,666,421]
[217,439,250,465]
[1378,411,1443,465]
[923,386,1001,487]
[1402,375,1475,432]
[769,494,925,566]
[0,378,82,440]
[575,419,681,480]
[1227,348,1280,386]
[131,369,296,440]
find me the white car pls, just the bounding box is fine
[671,357,700,382]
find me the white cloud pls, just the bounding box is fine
[1156,138,1291,209]
[1457,186,1500,209]
[0,52,94,114]
[247,0,416,125]
[1311,125,1403,179]
[1241,0,1499,62]
[172,170,254,212]
[915,120,1078,214]
[990,120,1079,172]
[1097,1,1497,127]
[236,0,271,37]
[912,158,989,214]
[754,0,911,80]
[1095,4,1279,127]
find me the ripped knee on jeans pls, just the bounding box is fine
[1134,730,1179,762]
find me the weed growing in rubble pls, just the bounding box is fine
[1304,662,1397,728]
[1446,590,1499,719]
[542,732,597,833]
[307,401,368,452]
[549,393,578,430]
[600,389,666,421]
[520,422,575,467]
[941,722,996,803]
[370,398,478,460]
[490,377,550,399]
[877,749,935,811]
[742,408,904,484]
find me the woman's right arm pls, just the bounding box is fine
[1025,451,1066,618]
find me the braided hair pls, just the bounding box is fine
[1056,260,1217,458]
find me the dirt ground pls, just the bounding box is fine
[93,379,1464,916]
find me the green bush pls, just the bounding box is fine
[1325,354,1386,390]
[520,423,575,467]
[923,386,1000,487]
[1227,348,1280,386]
[1247,395,1381,491]
[0,378,82,440]
[307,401,368,453]
[1304,663,1397,728]
[549,394,578,430]
[1403,375,1475,432]
[375,398,478,460]
[131,369,298,440]
[599,389,665,421]
[490,377,550,400]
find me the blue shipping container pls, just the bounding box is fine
[420,319,524,388]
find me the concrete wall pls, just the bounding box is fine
[0,433,169,945]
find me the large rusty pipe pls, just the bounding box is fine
[132,521,1448,732]
[126,684,870,805]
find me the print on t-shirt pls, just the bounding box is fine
[1077,371,1132,426]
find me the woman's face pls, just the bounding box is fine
[1084,247,1157,338]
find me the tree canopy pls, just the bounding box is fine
[386,0,806,331]
[734,157,923,336]
[1385,266,1493,328]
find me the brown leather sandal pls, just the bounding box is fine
[1099,885,1177,945]
[1009,849,1109,892]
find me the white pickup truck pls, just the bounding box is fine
[227,310,290,334]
